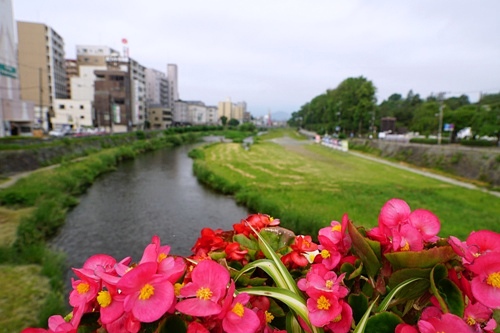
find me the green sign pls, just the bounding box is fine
[0,63,17,78]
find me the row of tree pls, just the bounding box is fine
[287,76,500,142]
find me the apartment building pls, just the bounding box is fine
[17,21,68,131]
[0,0,34,137]
[217,98,246,123]
[145,68,168,106]
[147,104,172,129]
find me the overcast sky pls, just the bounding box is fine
[12,0,500,117]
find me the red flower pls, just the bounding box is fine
[191,228,227,256]
[225,242,249,262]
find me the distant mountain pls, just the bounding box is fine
[270,111,291,121]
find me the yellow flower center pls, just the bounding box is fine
[466,317,476,325]
[332,313,342,323]
[325,279,333,289]
[196,287,213,300]
[486,272,500,288]
[139,283,155,300]
[269,217,274,223]
[317,295,331,310]
[232,302,245,317]
[174,283,184,296]
[401,241,410,251]
[303,238,311,247]
[97,290,112,308]
[321,249,330,259]
[76,282,90,294]
[158,253,167,262]
[331,225,342,232]
[265,311,274,323]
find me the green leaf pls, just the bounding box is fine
[240,286,323,333]
[377,277,422,312]
[234,233,260,250]
[286,311,305,333]
[388,268,431,303]
[348,293,369,324]
[437,278,464,317]
[364,312,403,333]
[248,225,302,295]
[261,227,296,251]
[384,246,457,270]
[353,296,379,333]
[235,259,288,289]
[159,315,187,333]
[347,219,381,279]
[430,265,449,313]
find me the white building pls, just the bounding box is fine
[145,68,168,106]
[52,99,93,129]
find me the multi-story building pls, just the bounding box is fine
[217,98,246,123]
[0,0,34,137]
[167,64,179,110]
[52,99,93,129]
[145,68,168,106]
[147,104,172,129]
[173,100,189,124]
[93,69,130,133]
[17,21,68,131]
[65,59,78,99]
[189,102,207,124]
[207,106,218,125]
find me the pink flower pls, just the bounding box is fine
[418,313,471,332]
[298,264,348,298]
[305,289,342,327]
[103,311,141,333]
[379,198,411,231]
[395,323,419,333]
[69,271,99,307]
[221,293,260,333]
[117,262,175,323]
[187,322,210,333]
[325,300,353,333]
[464,301,497,332]
[450,230,500,265]
[408,209,440,242]
[392,224,423,252]
[176,259,230,317]
[96,285,125,324]
[468,252,500,309]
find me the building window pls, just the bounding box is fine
[80,115,85,119]
[59,104,65,109]
[80,105,84,109]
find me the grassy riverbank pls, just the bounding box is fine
[191,131,500,240]
[0,128,255,332]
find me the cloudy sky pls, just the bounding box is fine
[12,0,500,118]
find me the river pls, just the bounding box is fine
[50,143,249,273]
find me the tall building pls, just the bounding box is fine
[167,64,179,110]
[93,54,146,132]
[17,21,67,131]
[65,59,78,98]
[71,45,118,101]
[0,0,35,137]
[145,68,168,106]
[217,98,246,123]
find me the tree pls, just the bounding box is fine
[220,115,228,126]
[228,118,240,126]
[409,101,439,136]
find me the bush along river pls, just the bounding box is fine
[50,143,249,283]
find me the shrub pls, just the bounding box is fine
[460,139,496,147]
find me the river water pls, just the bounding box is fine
[50,143,249,272]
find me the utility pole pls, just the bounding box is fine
[437,92,445,145]
[39,67,43,130]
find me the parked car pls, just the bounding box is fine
[49,127,72,137]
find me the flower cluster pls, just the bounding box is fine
[23,199,500,333]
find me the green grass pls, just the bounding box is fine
[192,138,500,240]
[0,265,51,333]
